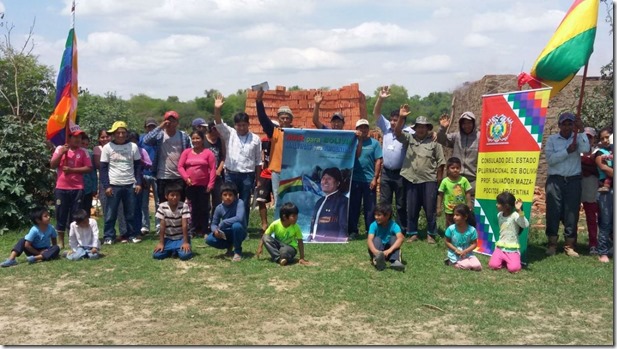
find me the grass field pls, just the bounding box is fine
[0,208,613,345]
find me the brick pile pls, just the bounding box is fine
[244,83,366,138]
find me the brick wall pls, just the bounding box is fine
[244,83,366,138]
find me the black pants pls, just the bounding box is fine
[12,238,60,261]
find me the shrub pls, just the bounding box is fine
[0,115,55,231]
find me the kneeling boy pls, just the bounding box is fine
[256,202,308,266]
[367,204,405,271]
[153,184,193,260]
[206,182,246,262]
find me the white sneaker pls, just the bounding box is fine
[103,239,113,245]
[131,237,142,243]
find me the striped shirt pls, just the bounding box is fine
[155,201,191,240]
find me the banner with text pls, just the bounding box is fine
[474,88,551,262]
[277,129,357,243]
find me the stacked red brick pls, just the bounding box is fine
[245,83,366,138]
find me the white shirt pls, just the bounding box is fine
[69,218,101,250]
[215,123,262,173]
[100,142,141,185]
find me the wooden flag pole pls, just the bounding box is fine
[572,63,589,145]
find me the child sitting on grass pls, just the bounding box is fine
[153,184,193,261]
[367,204,405,271]
[256,202,308,266]
[66,209,100,260]
[206,182,246,262]
[444,204,482,271]
[488,192,529,273]
[1,207,60,267]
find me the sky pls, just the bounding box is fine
[0,0,613,101]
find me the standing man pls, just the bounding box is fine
[373,86,412,234]
[312,91,345,130]
[256,88,294,206]
[436,110,479,200]
[396,106,445,244]
[348,119,383,240]
[142,111,192,204]
[214,95,262,225]
[544,112,589,257]
[139,118,159,234]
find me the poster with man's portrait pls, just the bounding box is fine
[276,129,357,243]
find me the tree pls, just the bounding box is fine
[0,20,55,121]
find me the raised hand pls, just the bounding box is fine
[256,88,264,102]
[379,86,390,100]
[314,91,323,105]
[399,104,411,118]
[215,95,225,109]
[515,198,523,212]
[439,114,450,128]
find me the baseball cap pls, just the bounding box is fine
[558,112,575,125]
[164,111,179,120]
[331,113,345,122]
[144,118,157,127]
[584,127,597,137]
[70,125,85,137]
[355,119,369,128]
[192,118,207,128]
[277,106,294,118]
[108,121,128,134]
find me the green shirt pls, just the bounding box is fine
[438,176,472,214]
[265,219,303,249]
[396,133,445,183]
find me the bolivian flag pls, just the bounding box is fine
[528,0,599,98]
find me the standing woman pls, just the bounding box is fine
[178,131,217,237]
[204,120,226,220]
[93,129,111,216]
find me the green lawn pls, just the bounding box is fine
[0,208,612,345]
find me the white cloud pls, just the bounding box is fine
[80,32,140,55]
[237,24,282,40]
[247,47,347,74]
[0,1,5,14]
[462,33,493,48]
[432,6,451,18]
[472,8,565,33]
[385,55,454,74]
[320,22,435,52]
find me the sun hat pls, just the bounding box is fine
[108,121,128,134]
[412,116,433,131]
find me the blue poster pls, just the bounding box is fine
[277,129,357,243]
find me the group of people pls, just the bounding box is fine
[0,85,613,269]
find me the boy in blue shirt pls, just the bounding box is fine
[206,182,246,262]
[367,204,405,271]
[1,207,60,267]
[256,202,308,266]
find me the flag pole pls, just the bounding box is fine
[572,63,589,146]
[64,1,76,145]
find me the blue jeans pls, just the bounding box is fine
[380,168,407,232]
[368,237,401,263]
[141,175,159,231]
[348,180,376,234]
[545,175,582,239]
[205,222,246,255]
[104,185,137,241]
[67,247,100,261]
[225,171,255,225]
[405,180,438,236]
[597,189,613,256]
[152,238,193,260]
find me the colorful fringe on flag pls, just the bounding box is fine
[46,28,78,146]
[519,0,599,98]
